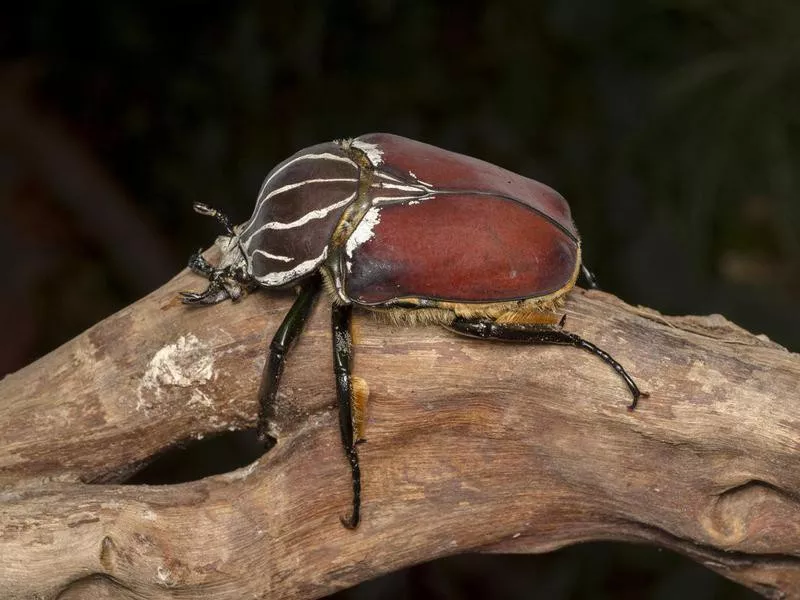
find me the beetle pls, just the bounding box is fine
[182,133,646,529]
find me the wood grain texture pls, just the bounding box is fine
[1,246,799,600]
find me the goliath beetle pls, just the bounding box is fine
[182,133,646,529]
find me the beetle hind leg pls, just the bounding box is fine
[445,318,646,410]
[351,375,370,444]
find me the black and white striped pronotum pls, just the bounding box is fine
[182,133,646,529]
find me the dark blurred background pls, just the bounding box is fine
[2,1,798,598]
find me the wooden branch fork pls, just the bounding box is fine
[2,246,799,600]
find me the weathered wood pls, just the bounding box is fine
[1,246,799,600]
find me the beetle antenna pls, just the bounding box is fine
[193,202,236,237]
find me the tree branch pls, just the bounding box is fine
[1,247,799,599]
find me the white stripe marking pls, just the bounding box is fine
[255,248,328,286]
[376,169,433,188]
[346,207,382,258]
[243,189,356,250]
[372,193,435,205]
[256,152,357,204]
[258,177,356,207]
[247,153,357,237]
[371,182,428,193]
[243,176,357,239]
[252,250,293,263]
[376,171,403,183]
[352,139,384,165]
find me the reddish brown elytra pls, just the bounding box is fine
[182,133,646,529]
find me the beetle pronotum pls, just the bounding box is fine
[182,133,646,529]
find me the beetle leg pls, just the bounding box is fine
[182,251,239,305]
[580,263,601,290]
[187,249,216,276]
[331,303,361,529]
[180,285,230,305]
[181,270,239,305]
[495,309,562,326]
[445,318,646,410]
[193,202,236,237]
[180,265,231,304]
[256,274,321,442]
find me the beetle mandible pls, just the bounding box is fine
[182,133,646,529]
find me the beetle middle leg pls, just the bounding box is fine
[445,318,646,410]
[256,274,321,442]
[332,303,361,529]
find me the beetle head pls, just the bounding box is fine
[180,203,254,305]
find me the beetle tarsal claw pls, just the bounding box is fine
[180,272,247,305]
[179,285,230,306]
[340,514,359,530]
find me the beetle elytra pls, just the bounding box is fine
[182,133,646,529]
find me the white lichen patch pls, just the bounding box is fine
[351,139,384,165]
[345,207,382,258]
[156,564,175,587]
[136,334,214,412]
[187,388,214,409]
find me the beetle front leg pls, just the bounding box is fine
[445,318,646,410]
[187,250,216,277]
[193,202,236,237]
[256,275,321,442]
[331,303,361,529]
